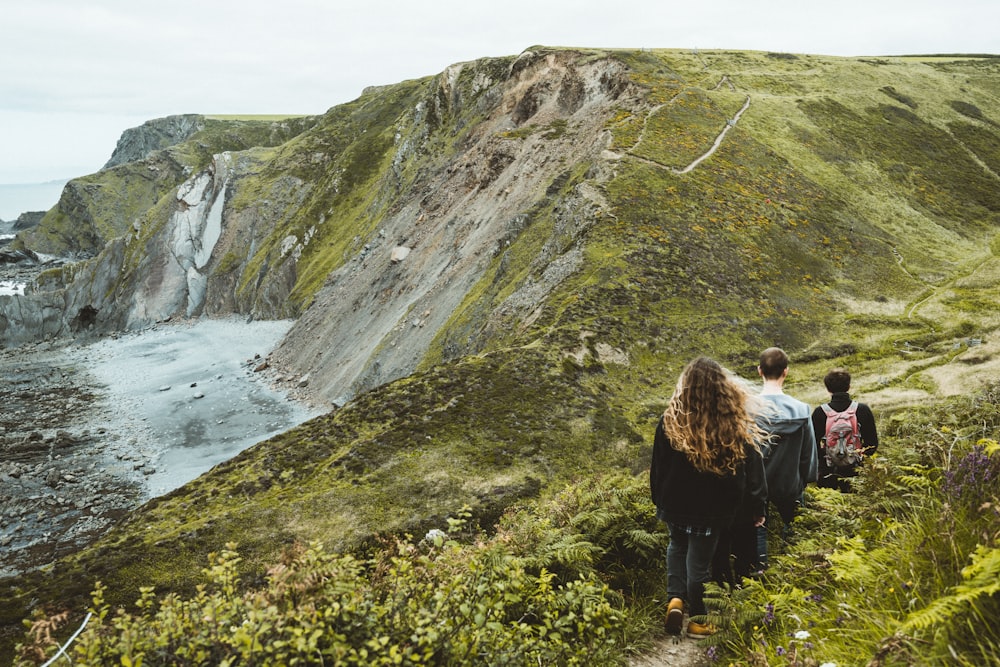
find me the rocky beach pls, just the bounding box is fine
[0,314,321,579]
[0,212,323,580]
[0,339,133,577]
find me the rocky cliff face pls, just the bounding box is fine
[103,114,205,169]
[0,113,317,343]
[11,211,44,232]
[0,49,637,408]
[269,50,634,404]
[0,153,227,342]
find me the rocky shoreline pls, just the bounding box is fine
[0,340,146,578]
[1,223,321,578]
[1,317,327,579]
[2,225,146,576]
[1,256,319,580]
[0,322,321,579]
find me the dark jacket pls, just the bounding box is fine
[811,392,878,478]
[650,418,767,530]
[757,393,818,511]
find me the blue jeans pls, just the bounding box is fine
[756,495,801,567]
[756,522,769,569]
[666,524,720,617]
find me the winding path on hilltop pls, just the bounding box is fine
[622,75,751,175]
[671,95,751,174]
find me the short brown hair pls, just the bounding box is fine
[758,347,789,379]
[824,368,851,393]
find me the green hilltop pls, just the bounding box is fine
[3,47,1000,664]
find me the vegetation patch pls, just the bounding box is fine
[949,120,1000,173]
[707,385,1000,666]
[629,88,741,169]
[880,85,918,108]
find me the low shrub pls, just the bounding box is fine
[18,475,664,667]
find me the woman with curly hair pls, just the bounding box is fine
[650,356,768,637]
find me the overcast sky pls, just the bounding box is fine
[2,0,998,185]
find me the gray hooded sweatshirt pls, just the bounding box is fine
[757,392,818,520]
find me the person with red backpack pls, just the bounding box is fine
[811,368,879,491]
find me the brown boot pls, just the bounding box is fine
[665,597,684,634]
[686,620,717,638]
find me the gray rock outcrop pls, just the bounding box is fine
[12,211,44,232]
[103,114,204,169]
[0,153,234,343]
[125,153,232,323]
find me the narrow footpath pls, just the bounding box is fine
[630,633,711,667]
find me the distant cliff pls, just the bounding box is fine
[103,114,205,169]
[0,112,319,340]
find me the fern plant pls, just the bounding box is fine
[499,472,668,596]
[901,545,1000,634]
[707,383,1000,666]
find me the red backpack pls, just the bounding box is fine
[821,401,864,471]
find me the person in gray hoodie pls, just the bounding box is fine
[731,347,817,578]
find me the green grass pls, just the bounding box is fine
[204,114,312,121]
[708,385,1000,666]
[4,46,1000,664]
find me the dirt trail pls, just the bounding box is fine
[621,75,746,667]
[623,77,751,175]
[673,95,750,174]
[630,634,711,666]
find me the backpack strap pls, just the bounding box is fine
[820,403,835,444]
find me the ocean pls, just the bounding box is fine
[0,180,68,221]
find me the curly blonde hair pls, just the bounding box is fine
[662,356,766,475]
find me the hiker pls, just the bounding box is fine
[650,357,767,638]
[811,367,879,492]
[732,347,817,578]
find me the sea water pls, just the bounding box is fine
[0,180,67,221]
[67,317,323,496]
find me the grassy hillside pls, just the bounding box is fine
[3,48,1000,663]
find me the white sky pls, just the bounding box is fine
[1,0,998,184]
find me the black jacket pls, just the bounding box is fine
[811,392,878,478]
[650,418,767,530]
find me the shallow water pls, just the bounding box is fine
[0,317,321,577]
[69,317,321,496]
